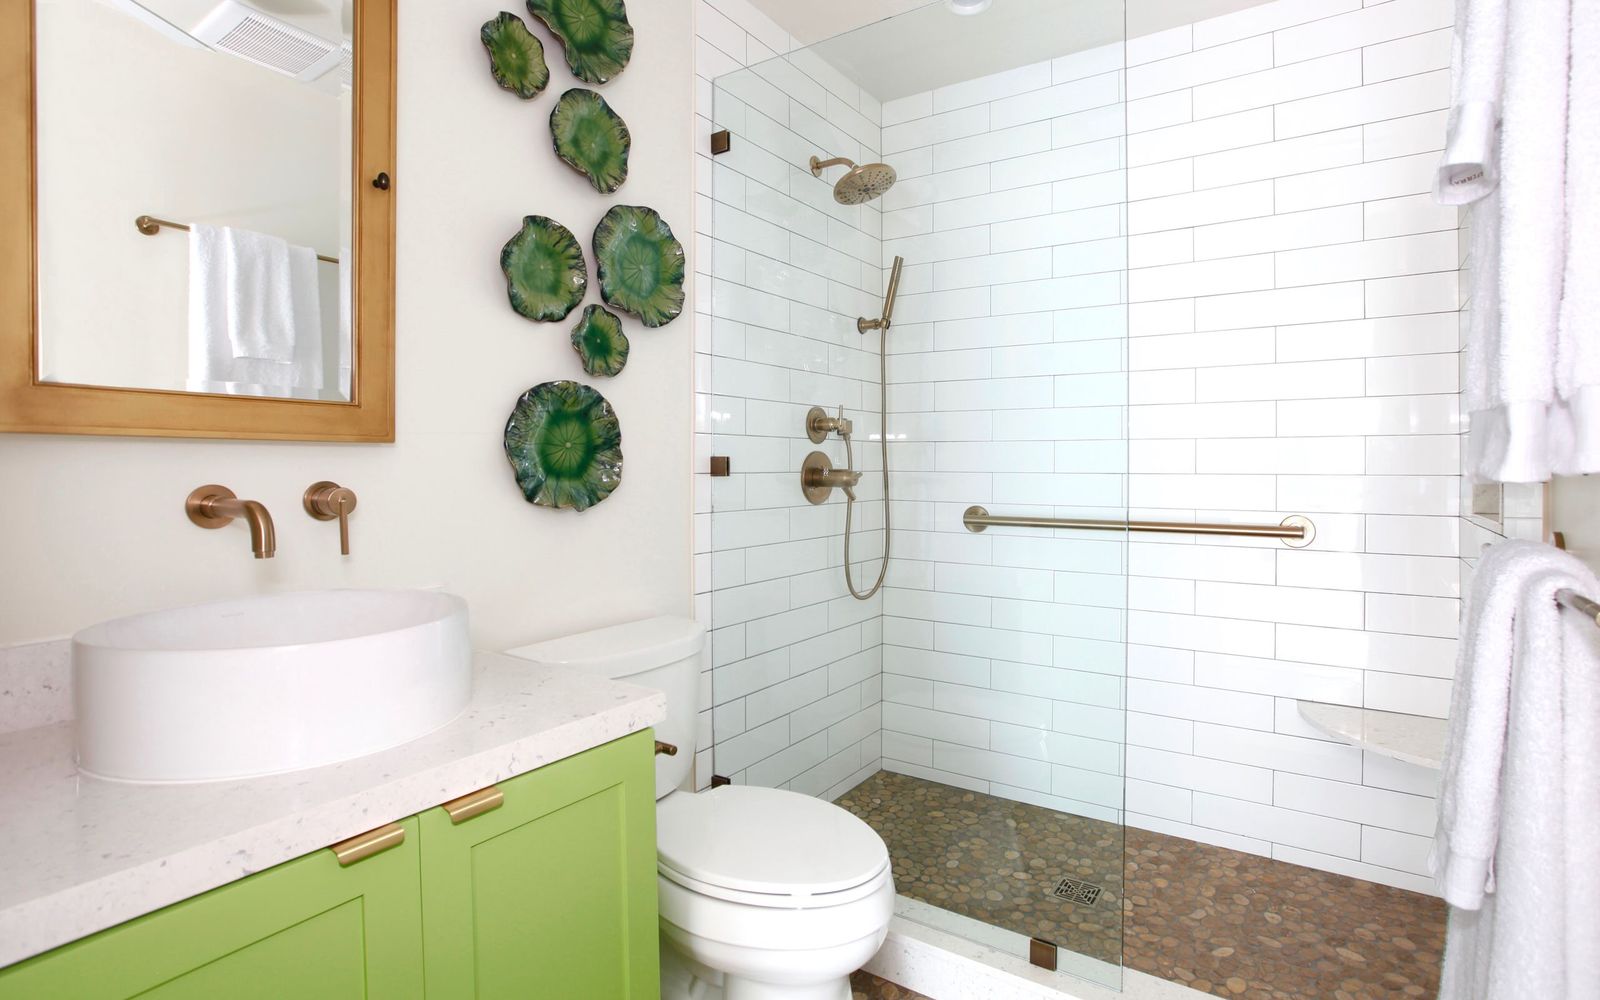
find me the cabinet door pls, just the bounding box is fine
[0,818,424,1000]
[420,730,659,1000]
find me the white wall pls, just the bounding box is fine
[0,0,696,652]
[873,0,1460,895]
[34,0,343,395]
[693,0,889,799]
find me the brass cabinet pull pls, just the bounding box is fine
[329,823,405,866]
[441,785,505,824]
[655,741,678,757]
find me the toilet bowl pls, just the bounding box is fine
[657,783,894,1000]
[505,618,894,1000]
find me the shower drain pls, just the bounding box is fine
[1052,877,1103,906]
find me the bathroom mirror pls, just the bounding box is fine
[0,0,395,441]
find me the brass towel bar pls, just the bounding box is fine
[134,215,341,264]
[1557,589,1600,627]
[962,506,1315,547]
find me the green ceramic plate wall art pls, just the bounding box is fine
[481,12,550,99]
[593,205,686,328]
[571,305,629,377]
[501,216,587,322]
[524,0,634,85]
[551,89,631,193]
[504,381,623,511]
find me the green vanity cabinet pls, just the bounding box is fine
[420,729,660,999]
[0,731,659,1000]
[0,817,426,1000]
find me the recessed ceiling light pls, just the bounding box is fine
[947,0,992,15]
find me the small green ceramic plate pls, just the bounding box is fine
[501,216,587,322]
[504,381,623,511]
[593,205,685,328]
[571,305,629,377]
[551,88,631,193]
[481,12,550,99]
[525,0,634,85]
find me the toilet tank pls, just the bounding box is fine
[504,617,704,799]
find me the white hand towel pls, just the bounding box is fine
[1435,0,1507,204]
[1434,539,1600,999]
[187,224,325,395]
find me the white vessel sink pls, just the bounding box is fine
[72,590,472,783]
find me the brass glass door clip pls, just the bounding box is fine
[304,481,358,555]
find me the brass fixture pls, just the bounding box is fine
[185,485,277,558]
[135,215,340,264]
[809,155,898,205]
[801,451,862,505]
[1029,938,1059,971]
[303,481,359,555]
[858,255,905,335]
[709,456,731,477]
[710,130,732,155]
[328,822,405,866]
[440,785,505,825]
[806,405,852,444]
[1557,589,1600,627]
[655,740,679,757]
[961,506,1317,548]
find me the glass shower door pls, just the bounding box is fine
[700,1,1129,989]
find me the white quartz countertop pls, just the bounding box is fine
[1297,701,1448,770]
[0,652,665,968]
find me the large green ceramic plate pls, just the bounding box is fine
[504,381,623,511]
[481,12,550,99]
[551,89,631,194]
[593,206,685,328]
[501,216,587,322]
[524,0,634,85]
[571,305,629,377]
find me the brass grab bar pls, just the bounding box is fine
[962,506,1315,547]
[135,214,340,264]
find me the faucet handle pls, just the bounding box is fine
[303,481,358,556]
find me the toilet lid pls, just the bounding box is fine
[657,786,889,897]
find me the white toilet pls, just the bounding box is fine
[506,617,895,1000]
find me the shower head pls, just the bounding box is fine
[809,155,898,205]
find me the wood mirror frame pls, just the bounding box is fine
[0,0,396,442]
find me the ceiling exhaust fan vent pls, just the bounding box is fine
[192,0,344,81]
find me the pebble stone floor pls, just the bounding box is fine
[850,970,933,1000]
[837,771,1446,1000]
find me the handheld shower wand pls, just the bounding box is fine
[842,256,903,601]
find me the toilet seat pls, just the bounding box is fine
[656,785,890,909]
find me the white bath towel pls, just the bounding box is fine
[1444,0,1600,483]
[1434,539,1600,1000]
[187,224,325,396]
[1555,0,1600,477]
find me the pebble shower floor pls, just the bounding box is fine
[836,771,1445,999]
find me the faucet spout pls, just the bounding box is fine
[185,486,277,558]
[222,499,276,559]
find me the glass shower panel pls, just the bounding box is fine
[704,1,1128,989]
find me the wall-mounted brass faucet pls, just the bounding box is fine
[185,486,276,559]
[303,481,358,555]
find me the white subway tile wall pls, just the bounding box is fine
[699,0,1460,896]
[694,0,888,802]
